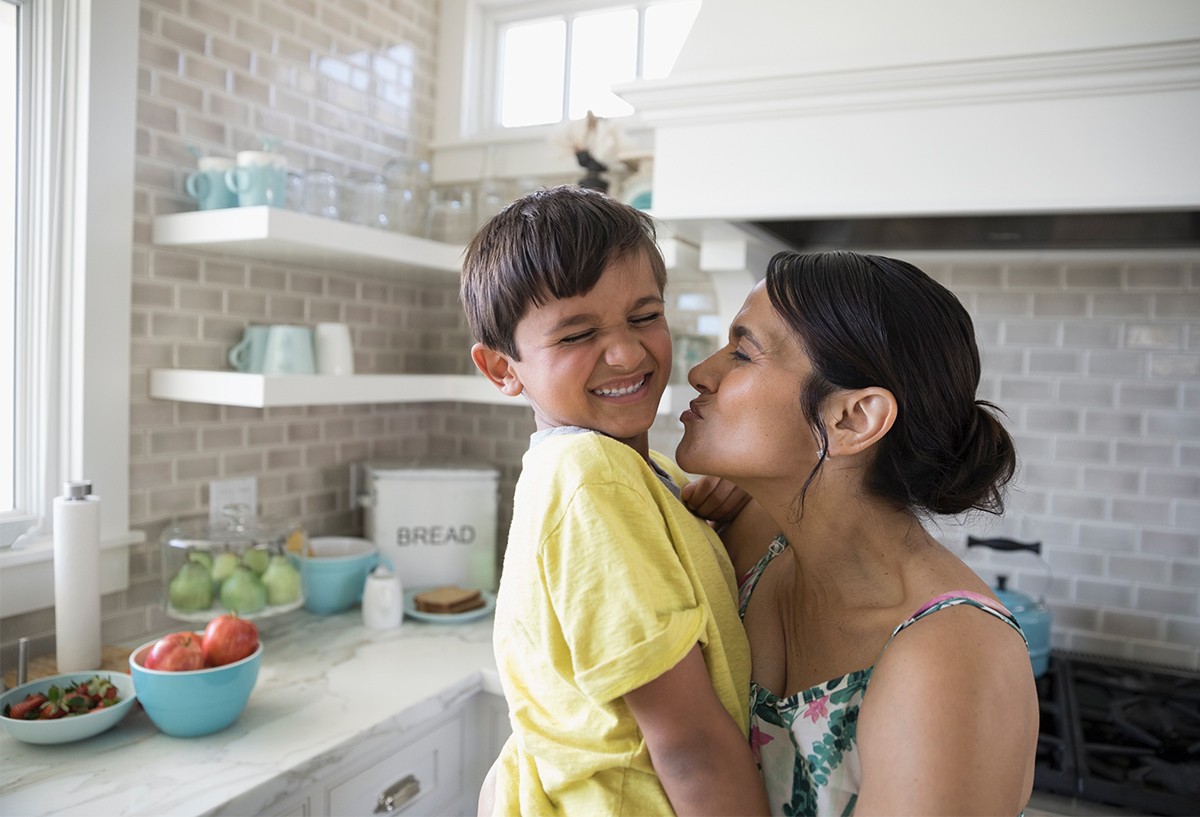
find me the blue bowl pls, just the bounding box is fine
[129,635,261,738]
[294,536,379,615]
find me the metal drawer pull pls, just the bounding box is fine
[374,774,420,813]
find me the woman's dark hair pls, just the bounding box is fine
[765,250,1015,516]
[460,185,666,359]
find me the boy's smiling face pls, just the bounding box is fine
[474,251,671,459]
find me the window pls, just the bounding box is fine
[491,0,700,129]
[0,0,136,562]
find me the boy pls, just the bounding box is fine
[462,186,768,816]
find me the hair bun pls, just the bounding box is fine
[924,401,1016,516]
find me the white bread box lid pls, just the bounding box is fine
[363,459,498,482]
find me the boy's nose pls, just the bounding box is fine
[605,334,646,370]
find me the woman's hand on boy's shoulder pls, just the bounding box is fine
[681,475,750,526]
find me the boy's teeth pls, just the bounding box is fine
[594,377,645,397]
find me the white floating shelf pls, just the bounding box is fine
[149,370,514,408]
[151,206,464,276]
[149,369,689,414]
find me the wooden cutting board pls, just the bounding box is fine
[3,645,130,689]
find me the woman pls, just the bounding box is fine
[678,250,1039,816]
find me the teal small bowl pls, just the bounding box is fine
[294,536,379,615]
[129,635,261,738]
[0,671,137,745]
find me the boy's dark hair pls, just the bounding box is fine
[766,250,1017,518]
[460,185,666,360]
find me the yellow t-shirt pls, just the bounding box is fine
[492,430,751,816]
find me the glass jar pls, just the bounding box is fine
[159,504,306,622]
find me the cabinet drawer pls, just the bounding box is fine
[326,711,465,816]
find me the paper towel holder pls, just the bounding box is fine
[64,480,93,500]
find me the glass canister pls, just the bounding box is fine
[159,504,306,622]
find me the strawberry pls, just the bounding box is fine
[6,693,47,720]
[3,674,124,721]
[37,698,67,719]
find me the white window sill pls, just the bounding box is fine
[0,530,144,618]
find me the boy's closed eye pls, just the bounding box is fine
[559,330,595,345]
[631,311,664,326]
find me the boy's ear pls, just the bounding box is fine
[471,342,524,396]
[825,387,896,457]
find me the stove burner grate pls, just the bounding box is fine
[1034,652,1200,816]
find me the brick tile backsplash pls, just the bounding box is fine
[938,252,1200,668]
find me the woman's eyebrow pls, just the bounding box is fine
[732,324,765,352]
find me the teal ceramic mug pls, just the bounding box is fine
[224,151,287,207]
[185,157,237,210]
[261,325,316,375]
[228,325,270,373]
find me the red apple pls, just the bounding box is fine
[202,613,259,668]
[144,631,205,671]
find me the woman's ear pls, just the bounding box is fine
[471,343,524,396]
[825,387,897,457]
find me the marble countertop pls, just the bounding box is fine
[0,610,498,816]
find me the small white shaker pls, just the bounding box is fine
[362,563,403,630]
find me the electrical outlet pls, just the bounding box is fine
[209,477,257,524]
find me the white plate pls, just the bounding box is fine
[166,596,304,623]
[404,587,496,624]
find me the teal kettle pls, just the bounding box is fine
[966,536,1052,678]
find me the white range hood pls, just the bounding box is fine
[619,0,1200,229]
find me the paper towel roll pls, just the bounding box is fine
[53,481,102,672]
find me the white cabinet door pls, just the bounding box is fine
[460,691,511,816]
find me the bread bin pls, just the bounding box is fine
[356,461,499,591]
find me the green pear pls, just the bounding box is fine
[211,551,241,588]
[241,546,271,576]
[169,561,214,611]
[261,555,302,605]
[219,565,267,614]
[187,549,213,573]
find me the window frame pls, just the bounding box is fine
[1,0,20,530]
[0,0,137,602]
[460,0,693,137]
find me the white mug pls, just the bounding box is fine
[314,322,354,375]
[362,563,403,630]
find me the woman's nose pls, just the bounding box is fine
[688,351,720,392]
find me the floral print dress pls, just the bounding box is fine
[739,536,1026,817]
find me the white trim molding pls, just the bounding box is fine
[617,39,1200,125]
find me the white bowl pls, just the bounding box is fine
[0,671,137,745]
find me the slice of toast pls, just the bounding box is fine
[414,585,485,614]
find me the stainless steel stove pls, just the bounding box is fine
[1034,651,1200,816]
